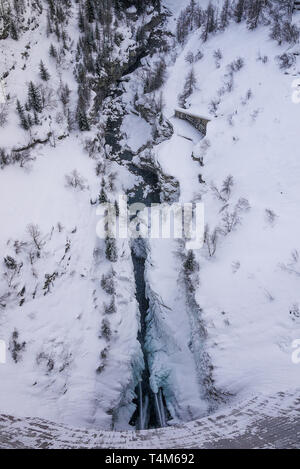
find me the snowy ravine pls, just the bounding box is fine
[0,0,300,437]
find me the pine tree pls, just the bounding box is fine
[247,0,264,30]
[16,100,29,130]
[270,19,282,44]
[105,237,117,263]
[114,200,119,217]
[27,81,43,113]
[78,8,85,32]
[66,108,75,132]
[49,43,57,58]
[77,108,90,131]
[184,250,197,274]
[54,20,60,40]
[202,2,216,42]
[39,61,50,81]
[60,83,71,107]
[234,0,245,23]
[99,181,107,204]
[220,0,230,30]
[10,20,18,40]
[178,68,197,108]
[46,13,52,36]
[95,22,100,41]
[85,0,95,23]
[34,111,40,125]
[27,113,33,128]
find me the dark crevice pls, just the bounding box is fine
[105,115,168,430]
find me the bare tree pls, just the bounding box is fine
[27,224,45,251]
[65,170,87,190]
[211,175,234,203]
[265,208,277,225]
[204,224,219,257]
[84,138,98,159]
[3,256,23,288]
[209,98,220,116]
[221,210,241,235]
[235,197,250,212]
[221,175,234,200]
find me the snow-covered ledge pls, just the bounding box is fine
[0,390,299,449]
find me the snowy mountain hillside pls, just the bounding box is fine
[156,2,300,403]
[0,0,299,442]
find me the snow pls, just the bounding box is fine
[0,138,96,250]
[121,113,152,152]
[145,237,209,422]
[155,19,300,403]
[0,4,141,431]
[0,135,141,428]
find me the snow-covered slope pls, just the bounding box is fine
[0,0,144,430]
[155,5,300,403]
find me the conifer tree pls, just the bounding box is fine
[105,236,117,263]
[78,8,85,32]
[34,111,40,125]
[220,0,230,30]
[27,81,43,113]
[99,181,108,204]
[46,13,53,36]
[234,0,245,23]
[85,0,95,23]
[202,2,216,42]
[16,100,29,130]
[10,20,18,40]
[184,250,197,274]
[178,68,197,108]
[247,0,264,30]
[27,113,33,128]
[77,108,90,131]
[49,44,57,58]
[39,61,50,81]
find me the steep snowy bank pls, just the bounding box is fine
[155,16,300,402]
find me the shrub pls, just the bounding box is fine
[221,210,241,235]
[277,53,295,70]
[194,50,204,62]
[104,296,116,315]
[204,224,219,257]
[101,318,111,341]
[213,49,222,68]
[65,170,87,190]
[9,329,26,363]
[185,52,194,64]
[101,271,115,295]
